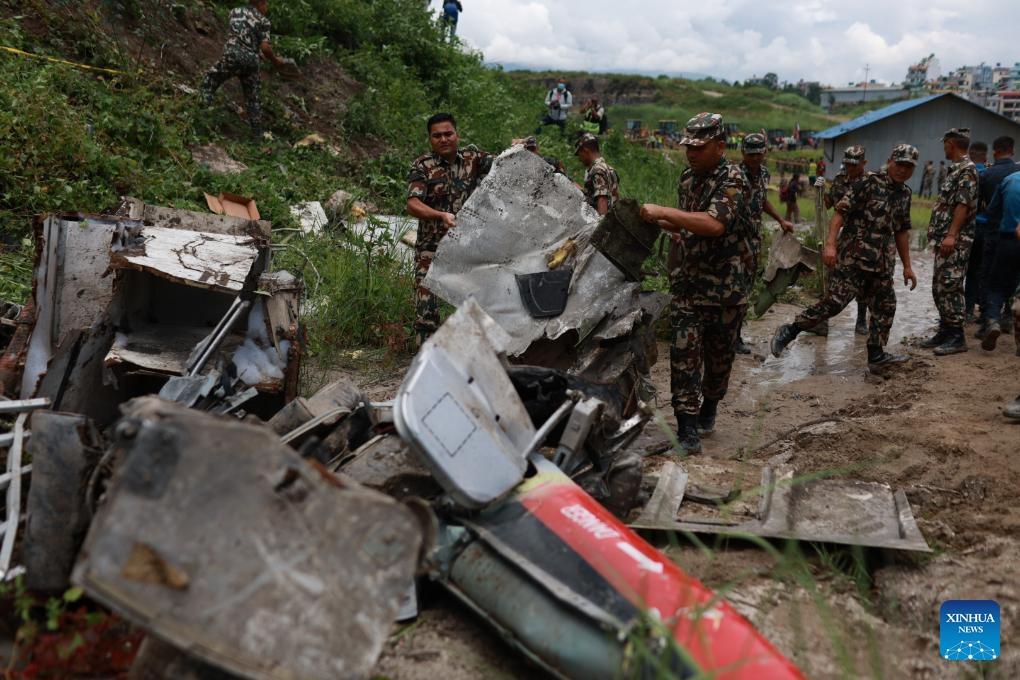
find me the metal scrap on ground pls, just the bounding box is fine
[631,461,932,552]
[0,157,934,679]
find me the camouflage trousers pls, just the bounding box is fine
[413,245,440,341]
[932,236,974,328]
[670,302,746,416]
[795,265,897,347]
[201,49,262,134]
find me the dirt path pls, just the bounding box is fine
[370,250,1019,679]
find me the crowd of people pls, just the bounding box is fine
[404,110,1020,452]
[195,5,1019,445]
[771,129,1020,418]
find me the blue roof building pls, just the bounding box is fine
[816,93,1020,194]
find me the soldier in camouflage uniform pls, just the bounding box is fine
[575,133,619,215]
[920,161,935,198]
[733,132,793,353]
[406,113,492,344]
[772,144,920,367]
[639,113,754,454]
[201,1,286,138]
[920,128,980,355]
[823,145,871,335]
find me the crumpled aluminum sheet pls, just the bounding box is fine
[762,231,819,283]
[424,147,643,357]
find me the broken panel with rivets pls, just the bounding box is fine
[73,398,423,680]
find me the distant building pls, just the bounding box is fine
[904,54,939,93]
[815,93,1020,194]
[821,85,908,112]
[992,66,1012,90]
[992,92,1020,122]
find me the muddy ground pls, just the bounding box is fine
[368,248,1020,679]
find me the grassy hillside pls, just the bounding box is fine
[0,0,548,348]
[508,70,844,133]
[0,3,879,357]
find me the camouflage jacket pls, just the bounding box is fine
[927,158,979,245]
[825,169,870,209]
[583,157,620,211]
[739,163,769,226]
[834,171,912,274]
[224,5,270,59]
[407,147,492,250]
[671,158,755,306]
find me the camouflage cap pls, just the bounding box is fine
[574,132,598,154]
[941,127,971,142]
[679,112,725,146]
[741,132,768,153]
[889,143,919,166]
[842,145,866,165]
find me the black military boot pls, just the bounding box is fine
[934,327,968,356]
[770,323,802,357]
[867,344,909,366]
[855,302,868,336]
[676,414,702,454]
[920,323,949,348]
[697,399,719,434]
[734,320,751,354]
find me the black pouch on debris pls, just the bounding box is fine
[515,268,572,318]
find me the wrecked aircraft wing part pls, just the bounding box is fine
[435,457,803,680]
[259,271,303,355]
[424,147,643,357]
[117,196,271,239]
[23,411,102,592]
[20,215,128,398]
[105,324,242,376]
[631,463,932,553]
[762,231,819,284]
[73,398,422,680]
[394,300,534,509]
[289,201,328,235]
[109,225,260,294]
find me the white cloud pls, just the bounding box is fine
[443,0,1020,85]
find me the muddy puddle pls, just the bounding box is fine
[746,250,938,391]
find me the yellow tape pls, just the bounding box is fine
[0,45,127,75]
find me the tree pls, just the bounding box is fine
[806,82,822,105]
[763,72,779,90]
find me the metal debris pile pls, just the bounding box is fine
[0,154,929,679]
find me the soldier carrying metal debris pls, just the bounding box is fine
[639,113,755,454]
[201,0,291,139]
[771,144,921,368]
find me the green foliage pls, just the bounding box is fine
[274,223,415,358]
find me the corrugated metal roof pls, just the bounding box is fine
[816,94,942,139]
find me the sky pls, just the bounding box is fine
[441,0,1020,87]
